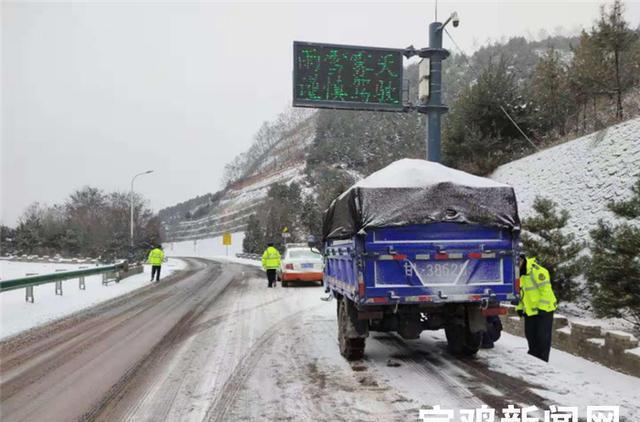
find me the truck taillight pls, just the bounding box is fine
[285,263,294,270]
[358,273,365,297]
[515,277,521,295]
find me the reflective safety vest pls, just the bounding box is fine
[261,246,281,269]
[516,257,558,316]
[147,248,165,266]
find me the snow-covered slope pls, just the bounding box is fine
[161,117,314,242]
[490,118,640,243]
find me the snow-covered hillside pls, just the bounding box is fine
[161,118,314,242]
[490,117,640,243]
[163,111,639,253]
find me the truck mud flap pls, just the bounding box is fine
[467,306,487,334]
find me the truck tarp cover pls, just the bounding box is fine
[322,159,520,240]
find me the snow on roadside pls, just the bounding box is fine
[164,232,245,258]
[482,332,640,418]
[226,286,640,421]
[0,259,186,341]
[1,260,95,280]
[163,233,264,268]
[360,329,640,420]
[209,255,263,268]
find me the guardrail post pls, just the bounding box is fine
[102,273,107,286]
[55,269,65,295]
[26,285,34,303]
[78,266,88,290]
[25,272,37,303]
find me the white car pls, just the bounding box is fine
[279,245,324,287]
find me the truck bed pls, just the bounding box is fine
[324,222,517,306]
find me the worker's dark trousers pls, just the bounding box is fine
[266,269,277,287]
[151,265,161,281]
[524,311,554,362]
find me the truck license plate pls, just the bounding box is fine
[424,262,463,277]
[416,261,467,284]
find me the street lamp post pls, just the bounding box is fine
[130,170,154,250]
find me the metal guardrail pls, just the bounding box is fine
[0,261,131,302]
[235,253,261,261]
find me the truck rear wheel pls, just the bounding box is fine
[337,298,365,360]
[445,323,482,357]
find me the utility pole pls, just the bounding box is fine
[417,13,458,162]
[130,170,154,250]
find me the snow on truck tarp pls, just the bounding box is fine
[323,159,520,240]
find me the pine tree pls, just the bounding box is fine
[593,0,640,120]
[521,196,585,301]
[443,55,534,175]
[587,177,640,326]
[569,29,608,131]
[568,1,640,129]
[242,214,264,254]
[530,47,573,138]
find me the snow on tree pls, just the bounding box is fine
[521,196,586,301]
[587,176,640,327]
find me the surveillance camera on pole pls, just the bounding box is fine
[449,12,460,28]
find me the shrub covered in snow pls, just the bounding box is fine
[521,196,586,301]
[587,176,640,328]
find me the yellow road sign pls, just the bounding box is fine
[222,233,232,246]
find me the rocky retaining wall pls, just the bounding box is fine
[501,306,640,377]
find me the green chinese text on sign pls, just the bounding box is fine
[293,42,404,111]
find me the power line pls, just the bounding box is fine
[443,28,540,152]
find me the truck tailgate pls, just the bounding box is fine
[363,223,516,303]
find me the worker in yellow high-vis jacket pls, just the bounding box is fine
[147,245,165,282]
[516,254,558,362]
[261,242,281,288]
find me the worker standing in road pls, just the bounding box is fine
[261,242,281,288]
[147,245,165,282]
[516,254,558,362]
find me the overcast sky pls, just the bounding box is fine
[2,0,640,226]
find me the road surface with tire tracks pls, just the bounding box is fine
[1,257,637,421]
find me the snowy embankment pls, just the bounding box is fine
[0,259,186,340]
[490,117,640,243]
[490,117,640,332]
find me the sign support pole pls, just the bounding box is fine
[417,22,450,163]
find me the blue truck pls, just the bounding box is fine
[322,159,520,359]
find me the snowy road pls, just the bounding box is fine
[1,258,638,421]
